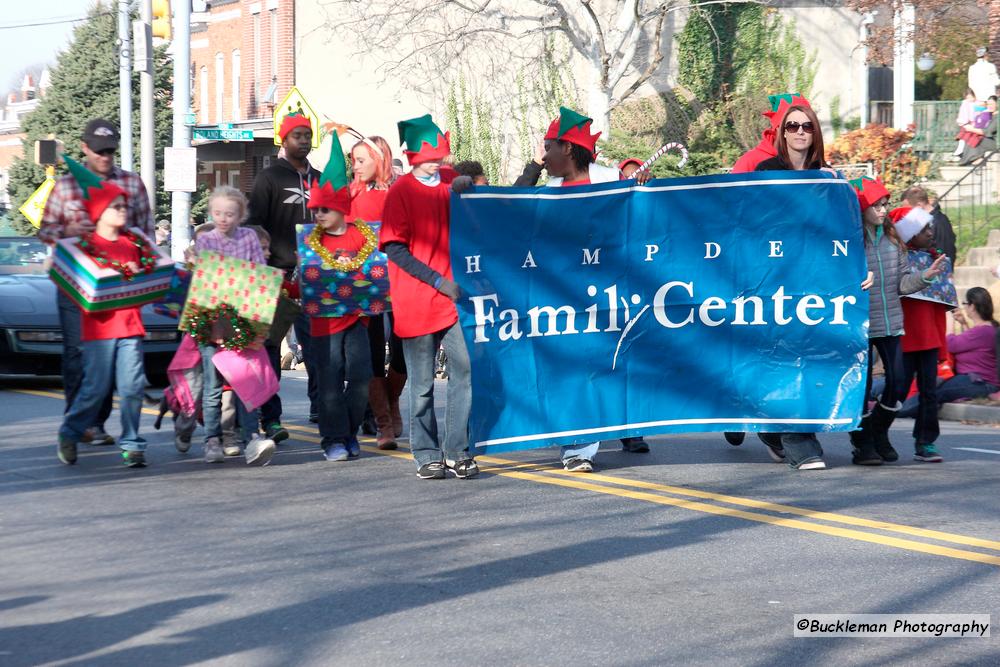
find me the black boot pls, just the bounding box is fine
[850,423,883,466]
[869,402,900,462]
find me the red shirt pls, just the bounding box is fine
[379,173,457,338]
[901,298,949,353]
[81,232,146,341]
[349,187,388,223]
[310,223,369,337]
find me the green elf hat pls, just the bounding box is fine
[397,114,451,165]
[544,106,601,158]
[764,92,812,129]
[63,153,128,222]
[849,176,891,212]
[307,130,352,215]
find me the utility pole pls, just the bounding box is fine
[118,0,133,171]
[136,0,156,213]
[169,0,192,260]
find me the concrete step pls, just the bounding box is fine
[990,229,1000,246]
[953,265,995,286]
[964,246,1000,267]
[938,164,979,181]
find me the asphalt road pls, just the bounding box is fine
[1,373,999,666]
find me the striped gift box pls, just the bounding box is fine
[49,228,176,312]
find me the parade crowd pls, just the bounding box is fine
[37,92,1000,477]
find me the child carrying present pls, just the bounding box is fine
[57,156,154,467]
[194,186,276,465]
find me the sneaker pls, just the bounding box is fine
[724,432,746,446]
[757,433,785,462]
[621,438,650,453]
[563,457,594,472]
[914,444,943,463]
[223,444,242,457]
[346,438,361,458]
[790,456,826,470]
[323,443,349,462]
[875,443,899,463]
[121,450,146,468]
[264,423,289,444]
[175,434,192,453]
[57,436,77,465]
[445,458,480,479]
[83,427,115,445]
[204,438,225,464]
[416,461,446,479]
[245,435,276,466]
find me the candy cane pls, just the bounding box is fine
[637,142,689,172]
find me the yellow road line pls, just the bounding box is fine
[9,387,1000,566]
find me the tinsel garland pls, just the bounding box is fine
[306,221,377,272]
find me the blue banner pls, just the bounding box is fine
[450,171,869,454]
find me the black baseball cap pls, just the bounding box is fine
[82,118,120,152]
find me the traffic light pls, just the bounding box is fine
[152,0,172,40]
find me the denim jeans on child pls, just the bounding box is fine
[314,321,372,448]
[199,344,260,444]
[401,321,471,466]
[57,290,113,425]
[59,336,147,451]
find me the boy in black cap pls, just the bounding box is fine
[38,118,154,445]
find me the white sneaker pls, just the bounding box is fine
[244,434,276,466]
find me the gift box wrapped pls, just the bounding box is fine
[179,251,284,331]
[296,222,391,318]
[49,227,176,312]
[152,267,192,319]
[906,251,958,307]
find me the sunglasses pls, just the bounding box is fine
[784,121,815,134]
[108,203,128,212]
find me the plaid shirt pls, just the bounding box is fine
[194,227,265,264]
[37,165,154,244]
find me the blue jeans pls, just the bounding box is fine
[900,373,1000,417]
[59,336,147,451]
[401,322,471,466]
[315,321,372,447]
[57,291,113,426]
[199,344,260,445]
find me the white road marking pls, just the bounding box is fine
[953,447,1000,455]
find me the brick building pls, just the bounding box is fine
[0,71,49,212]
[189,0,295,193]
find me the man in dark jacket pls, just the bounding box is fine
[247,112,321,439]
[902,186,956,264]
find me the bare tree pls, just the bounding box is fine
[320,0,762,134]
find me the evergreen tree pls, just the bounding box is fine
[8,4,173,235]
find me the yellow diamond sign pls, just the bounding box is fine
[273,86,321,148]
[19,175,56,228]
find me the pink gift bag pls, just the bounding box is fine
[212,347,279,412]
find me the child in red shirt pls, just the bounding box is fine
[57,158,150,467]
[303,132,373,462]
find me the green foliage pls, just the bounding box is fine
[8,6,173,235]
[915,21,988,101]
[445,74,502,184]
[830,95,861,137]
[512,37,580,168]
[189,183,212,225]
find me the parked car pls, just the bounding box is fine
[0,236,180,385]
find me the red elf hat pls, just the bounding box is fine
[397,114,451,165]
[765,93,812,129]
[63,153,128,222]
[849,176,891,212]
[278,110,313,142]
[544,106,601,158]
[307,131,352,214]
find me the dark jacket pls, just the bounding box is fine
[513,160,544,187]
[246,158,321,271]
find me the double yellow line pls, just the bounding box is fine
[11,387,1000,567]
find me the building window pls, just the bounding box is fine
[228,170,241,188]
[231,50,241,121]
[215,52,224,124]
[270,9,278,82]
[199,66,209,124]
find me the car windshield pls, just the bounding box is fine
[0,237,49,275]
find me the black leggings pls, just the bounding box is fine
[367,313,406,376]
[864,336,903,411]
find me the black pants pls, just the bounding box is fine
[370,312,406,376]
[898,348,940,444]
[864,336,903,413]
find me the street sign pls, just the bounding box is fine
[192,128,254,142]
[133,20,152,74]
[164,146,198,192]
[19,176,56,228]
[273,86,321,148]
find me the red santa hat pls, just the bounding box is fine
[889,206,934,243]
[849,176,891,212]
[545,107,601,158]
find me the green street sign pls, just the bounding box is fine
[192,128,255,142]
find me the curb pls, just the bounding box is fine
[939,402,1000,424]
